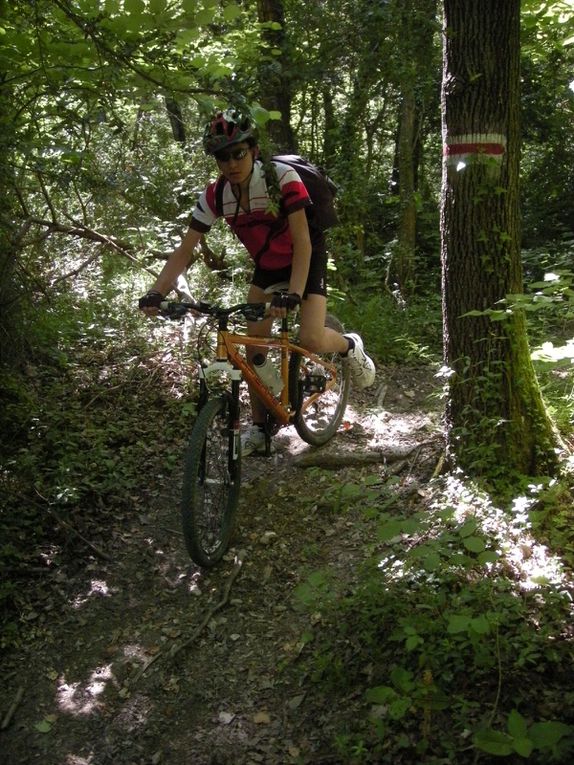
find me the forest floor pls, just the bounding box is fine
[1,363,443,765]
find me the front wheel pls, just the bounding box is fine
[288,313,351,446]
[181,396,241,567]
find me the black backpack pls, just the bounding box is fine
[214,154,338,232]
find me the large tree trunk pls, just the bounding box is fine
[440,0,559,477]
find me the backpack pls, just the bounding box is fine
[214,154,338,232]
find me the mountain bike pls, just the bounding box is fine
[161,293,351,568]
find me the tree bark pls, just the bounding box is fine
[256,0,296,151]
[392,0,437,299]
[440,0,560,478]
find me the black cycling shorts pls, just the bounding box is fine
[251,253,328,298]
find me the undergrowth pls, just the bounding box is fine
[0,285,195,651]
[292,472,574,764]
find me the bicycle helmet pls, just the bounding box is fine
[202,108,257,155]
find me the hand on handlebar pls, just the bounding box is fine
[269,291,301,318]
[138,289,164,316]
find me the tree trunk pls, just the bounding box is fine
[256,0,296,151]
[395,88,417,296]
[391,0,437,299]
[440,0,559,478]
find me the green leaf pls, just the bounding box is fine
[478,550,499,565]
[34,719,53,733]
[507,709,529,739]
[529,721,573,750]
[474,729,514,756]
[390,666,414,693]
[405,635,422,651]
[125,0,145,14]
[470,615,491,635]
[389,696,411,719]
[458,519,478,537]
[463,536,486,553]
[513,737,534,757]
[366,685,396,704]
[377,519,404,542]
[196,9,216,25]
[421,551,441,571]
[447,614,471,633]
[223,3,242,22]
[149,0,167,13]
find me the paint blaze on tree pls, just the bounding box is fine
[440,0,559,478]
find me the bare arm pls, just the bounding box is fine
[286,208,312,298]
[152,227,204,296]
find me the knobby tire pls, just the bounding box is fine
[181,396,241,568]
[288,313,351,445]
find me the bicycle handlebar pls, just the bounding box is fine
[159,300,268,322]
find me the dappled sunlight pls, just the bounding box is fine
[64,756,94,765]
[57,664,114,716]
[71,579,111,609]
[440,475,570,593]
[142,533,205,591]
[122,643,149,662]
[375,473,573,609]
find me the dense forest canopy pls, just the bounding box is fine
[0,3,572,466]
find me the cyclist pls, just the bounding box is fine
[139,108,375,455]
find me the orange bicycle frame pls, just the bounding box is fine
[214,323,340,425]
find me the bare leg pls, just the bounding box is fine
[298,294,349,354]
[245,289,350,425]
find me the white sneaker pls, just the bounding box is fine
[343,333,376,390]
[240,425,266,456]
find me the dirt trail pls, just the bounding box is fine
[1,366,441,765]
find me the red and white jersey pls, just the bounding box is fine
[189,160,311,270]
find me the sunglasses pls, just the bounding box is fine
[214,147,250,163]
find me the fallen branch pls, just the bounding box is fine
[293,443,430,469]
[129,553,244,685]
[33,491,113,562]
[1,686,25,730]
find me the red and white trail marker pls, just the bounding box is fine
[444,133,506,169]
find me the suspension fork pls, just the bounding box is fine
[228,378,241,475]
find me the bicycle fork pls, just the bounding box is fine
[197,366,242,480]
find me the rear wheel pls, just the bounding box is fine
[181,396,241,567]
[288,314,351,445]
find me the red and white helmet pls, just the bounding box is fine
[202,108,257,155]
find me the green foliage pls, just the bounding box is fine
[0,275,195,649]
[329,288,442,365]
[292,475,574,763]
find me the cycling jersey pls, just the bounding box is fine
[189,160,313,270]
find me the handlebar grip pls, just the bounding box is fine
[159,301,190,319]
